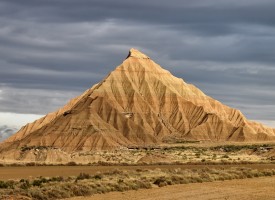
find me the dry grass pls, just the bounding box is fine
[0,166,275,200]
[1,143,275,166]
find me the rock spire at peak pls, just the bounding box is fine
[126,48,150,59]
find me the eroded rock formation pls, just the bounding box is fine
[1,49,275,156]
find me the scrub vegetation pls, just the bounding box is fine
[1,166,275,200]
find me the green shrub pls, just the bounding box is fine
[0,180,15,189]
[32,178,47,187]
[49,176,64,182]
[93,174,103,180]
[76,173,91,180]
[118,179,124,183]
[153,177,167,187]
[0,181,8,189]
[67,161,77,166]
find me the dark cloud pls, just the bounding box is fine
[2,0,275,26]
[0,125,18,142]
[0,0,274,122]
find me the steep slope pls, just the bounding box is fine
[0,48,275,156]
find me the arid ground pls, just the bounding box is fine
[68,176,275,200]
[0,163,275,199]
[1,164,275,180]
[1,143,275,199]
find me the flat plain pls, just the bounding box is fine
[68,176,275,200]
[1,143,275,199]
[1,163,275,180]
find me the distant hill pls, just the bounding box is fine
[0,125,18,142]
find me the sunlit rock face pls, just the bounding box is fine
[1,48,274,157]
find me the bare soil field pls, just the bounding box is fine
[68,176,275,200]
[1,164,275,180]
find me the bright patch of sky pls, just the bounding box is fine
[0,112,43,128]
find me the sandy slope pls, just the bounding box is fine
[1,48,275,163]
[67,176,275,200]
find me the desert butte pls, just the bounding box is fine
[0,48,275,164]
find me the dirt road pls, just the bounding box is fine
[68,176,275,200]
[1,164,275,180]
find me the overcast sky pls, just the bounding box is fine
[0,0,275,128]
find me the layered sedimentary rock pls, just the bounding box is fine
[1,48,275,155]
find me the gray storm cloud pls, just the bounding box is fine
[0,0,274,123]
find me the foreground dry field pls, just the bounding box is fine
[1,143,275,199]
[1,164,275,199]
[69,176,275,200]
[1,164,275,180]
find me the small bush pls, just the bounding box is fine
[133,180,151,189]
[76,173,91,180]
[26,162,36,166]
[71,185,93,196]
[93,174,103,180]
[29,189,45,200]
[20,179,31,190]
[105,169,123,175]
[262,170,273,176]
[46,188,67,199]
[153,177,167,187]
[118,179,124,183]
[66,161,77,166]
[0,181,8,189]
[32,178,48,187]
[0,180,15,189]
[49,176,64,182]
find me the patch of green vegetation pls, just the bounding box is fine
[0,180,14,189]
[32,177,49,187]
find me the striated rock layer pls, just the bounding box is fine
[1,48,275,157]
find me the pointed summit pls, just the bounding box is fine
[126,48,150,59]
[0,49,275,163]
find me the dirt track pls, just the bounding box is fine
[1,164,275,180]
[68,176,275,200]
